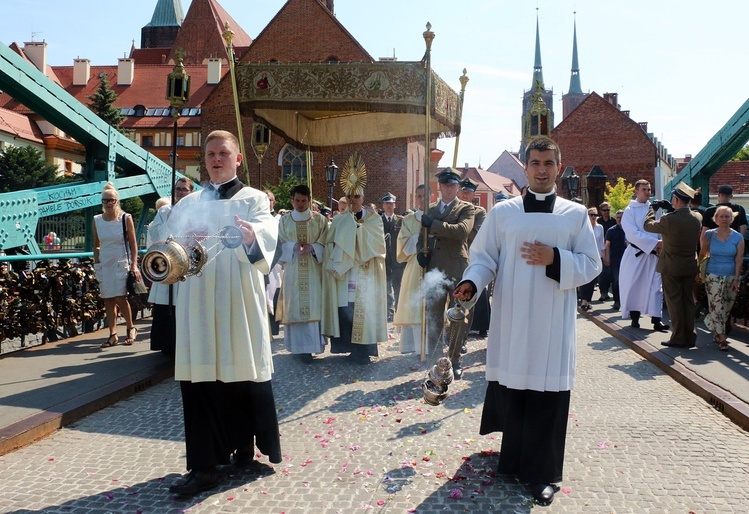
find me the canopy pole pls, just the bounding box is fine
[451,69,469,168]
[223,22,251,184]
[420,22,435,362]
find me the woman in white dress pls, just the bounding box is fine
[93,182,141,348]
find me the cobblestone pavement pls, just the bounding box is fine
[1,317,748,514]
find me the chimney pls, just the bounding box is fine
[117,58,135,86]
[73,58,90,85]
[207,58,222,85]
[326,1,334,14]
[23,41,47,75]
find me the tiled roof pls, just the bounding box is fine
[130,47,172,65]
[452,166,521,196]
[0,106,44,144]
[0,62,224,131]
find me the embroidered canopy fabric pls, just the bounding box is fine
[235,61,461,150]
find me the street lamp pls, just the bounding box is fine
[166,53,189,315]
[166,53,190,206]
[566,169,580,202]
[325,159,338,210]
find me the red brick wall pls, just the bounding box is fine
[552,92,657,193]
[709,161,749,195]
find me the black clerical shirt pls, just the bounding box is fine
[523,191,561,282]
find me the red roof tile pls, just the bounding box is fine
[0,106,44,144]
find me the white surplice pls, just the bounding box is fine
[168,187,277,383]
[619,199,663,319]
[461,195,600,392]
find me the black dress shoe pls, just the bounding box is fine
[299,353,314,364]
[661,340,694,348]
[530,483,555,505]
[169,470,219,496]
[460,344,467,354]
[652,320,670,331]
[453,365,463,381]
[630,319,640,328]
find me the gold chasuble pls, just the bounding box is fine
[277,211,328,324]
[322,209,388,345]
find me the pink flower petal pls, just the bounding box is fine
[448,488,463,499]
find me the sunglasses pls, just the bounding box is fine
[588,213,597,217]
[102,198,117,204]
[601,209,610,212]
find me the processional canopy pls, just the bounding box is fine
[235,61,462,150]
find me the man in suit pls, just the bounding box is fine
[417,168,475,379]
[644,182,703,348]
[382,192,404,321]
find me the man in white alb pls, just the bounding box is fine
[454,136,600,506]
[619,179,669,331]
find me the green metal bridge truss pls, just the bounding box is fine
[664,98,749,200]
[0,42,196,257]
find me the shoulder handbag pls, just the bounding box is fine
[698,230,712,282]
[122,214,148,295]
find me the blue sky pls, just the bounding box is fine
[2,0,746,169]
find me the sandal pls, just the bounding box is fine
[124,327,137,346]
[718,340,729,351]
[101,334,119,348]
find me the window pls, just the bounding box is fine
[281,145,308,181]
[176,135,185,147]
[142,135,154,147]
[134,104,145,117]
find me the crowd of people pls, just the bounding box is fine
[95,130,743,506]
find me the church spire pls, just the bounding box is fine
[568,13,582,94]
[146,0,185,27]
[532,11,544,89]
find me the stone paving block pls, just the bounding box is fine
[0,321,748,512]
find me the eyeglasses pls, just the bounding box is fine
[102,198,117,204]
[175,187,192,193]
[601,209,610,212]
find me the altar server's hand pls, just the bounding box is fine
[521,240,554,266]
[453,280,477,301]
[234,215,256,246]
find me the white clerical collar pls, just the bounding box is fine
[527,188,556,201]
[291,209,311,221]
[210,177,236,188]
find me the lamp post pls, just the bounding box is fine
[166,53,190,206]
[325,159,338,210]
[566,169,580,203]
[166,53,190,315]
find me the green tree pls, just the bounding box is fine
[0,145,59,193]
[603,177,635,212]
[88,75,124,129]
[731,144,749,161]
[264,175,308,212]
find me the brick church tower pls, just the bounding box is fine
[562,15,588,119]
[140,0,184,49]
[519,13,554,159]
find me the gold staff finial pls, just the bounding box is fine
[423,22,435,52]
[222,22,250,183]
[452,68,469,168]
